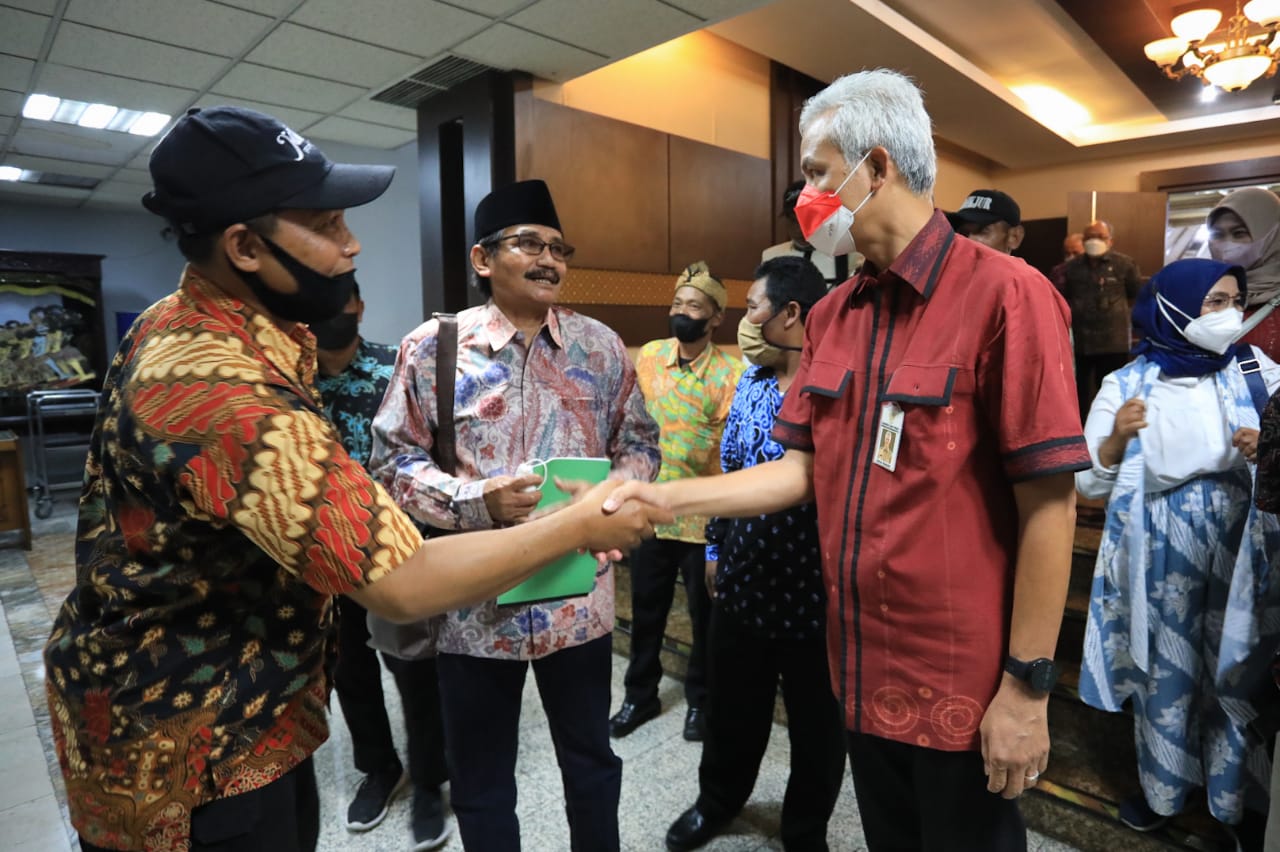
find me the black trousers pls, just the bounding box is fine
[697,605,845,851]
[622,537,711,708]
[846,732,1026,852]
[436,635,621,852]
[80,758,319,852]
[333,594,447,788]
[1074,351,1130,422]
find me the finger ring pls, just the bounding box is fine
[1025,772,1039,781]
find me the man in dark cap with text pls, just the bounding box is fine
[947,189,1025,255]
[45,108,666,852]
[371,179,661,851]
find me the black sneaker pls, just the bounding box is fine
[411,785,452,851]
[1117,794,1168,833]
[345,766,408,832]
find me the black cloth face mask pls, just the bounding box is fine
[309,311,359,350]
[669,314,710,343]
[235,233,356,324]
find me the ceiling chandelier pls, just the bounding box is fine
[1143,0,1280,92]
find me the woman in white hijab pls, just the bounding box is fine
[1208,187,1280,361]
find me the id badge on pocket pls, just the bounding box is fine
[873,402,903,472]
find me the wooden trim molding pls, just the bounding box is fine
[1139,156,1280,192]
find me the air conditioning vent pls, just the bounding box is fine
[372,57,498,108]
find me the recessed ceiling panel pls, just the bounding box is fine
[0,89,24,117]
[11,124,138,166]
[63,0,272,55]
[453,23,606,82]
[511,0,700,57]
[49,22,226,90]
[212,63,365,114]
[0,8,52,60]
[246,23,423,88]
[190,95,326,135]
[0,54,35,94]
[36,63,197,114]
[6,154,114,178]
[290,0,491,57]
[305,115,416,149]
[337,99,418,131]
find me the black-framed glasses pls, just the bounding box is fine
[1202,293,1246,310]
[487,233,575,262]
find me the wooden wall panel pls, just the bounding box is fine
[1068,190,1167,279]
[669,136,772,281]
[517,97,669,273]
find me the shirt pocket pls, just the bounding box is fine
[881,364,974,462]
[800,360,854,400]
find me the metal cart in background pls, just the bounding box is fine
[25,388,99,519]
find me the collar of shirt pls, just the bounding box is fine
[481,300,565,352]
[179,265,317,392]
[661,337,718,377]
[849,210,955,304]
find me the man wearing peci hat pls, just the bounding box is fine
[947,189,1026,255]
[45,109,667,852]
[612,262,744,741]
[370,179,661,851]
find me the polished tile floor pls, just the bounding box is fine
[0,501,1082,851]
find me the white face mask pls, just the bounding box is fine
[793,151,874,258]
[1157,293,1244,355]
[1209,223,1278,269]
[1083,238,1108,258]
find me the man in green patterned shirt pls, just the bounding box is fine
[612,262,744,741]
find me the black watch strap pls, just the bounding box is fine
[1004,655,1059,692]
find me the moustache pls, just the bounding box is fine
[526,270,561,285]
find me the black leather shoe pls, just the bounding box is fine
[682,706,706,742]
[609,698,660,738]
[666,805,728,851]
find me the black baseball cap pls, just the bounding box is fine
[946,189,1021,229]
[142,106,395,234]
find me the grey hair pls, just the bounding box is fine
[798,69,936,197]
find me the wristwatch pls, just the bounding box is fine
[1004,655,1059,693]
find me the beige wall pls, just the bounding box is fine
[532,31,771,160]
[996,138,1280,221]
[934,150,994,212]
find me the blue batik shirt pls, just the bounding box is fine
[316,338,396,469]
[706,364,825,641]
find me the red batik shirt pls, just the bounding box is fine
[773,212,1090,752]
[44,268,423,851]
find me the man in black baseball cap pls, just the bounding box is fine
[947,189,1025,255]
[48,111,669,852]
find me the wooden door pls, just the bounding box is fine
[1067,191,1168,280]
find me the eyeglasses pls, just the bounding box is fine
[1202,293,1246,310]
[487,233,575,262]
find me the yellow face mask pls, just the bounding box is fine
[737,313,790,368]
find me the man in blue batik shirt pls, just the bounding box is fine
[311,282,451,852]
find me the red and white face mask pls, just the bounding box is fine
[793,150,873,257]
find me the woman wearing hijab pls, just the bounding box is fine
[1077,258,1280,847]
[1207,187,1280,361]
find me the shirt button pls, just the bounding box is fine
[877,570,885,578]
[947,441,956,450]
[945,405,954,414]
[880,603,889,612]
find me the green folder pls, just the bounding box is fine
[496,457,613,606]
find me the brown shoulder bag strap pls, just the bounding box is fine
[433,313,458,476]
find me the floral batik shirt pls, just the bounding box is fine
[633,337,743,542]
[44,267,423,852]
[315,338,396,469]
[370,301,660,660]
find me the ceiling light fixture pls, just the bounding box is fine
[0,166,22,182]
[77,103,118,129]
[1144,0,1280,92]
[22,94,59,121]
[20,94,171,136]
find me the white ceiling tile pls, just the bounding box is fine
[113,167,152,186]
[11,123,139,166]
[0,181,90,205]
[245,23,421,88]
[0,8,51,59]
[0,0,57,12]
[0,89,23,116]
[305,115,415,149]
[49,21,227,90]
[290,0,489,57]
[92,178,150,198]
[212,0,297,16]
[36,63,196,114]
[190,95,325,135]
[0,115,11,135]
[337,99,416,131]
[213,62,365,113]
[0,54,35,92]
[453,23,605,82]
[63,0,272,55]
[511,0,698,58]
[664,0,771,21]
[457,0,533,14]
[6,153,115,178]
